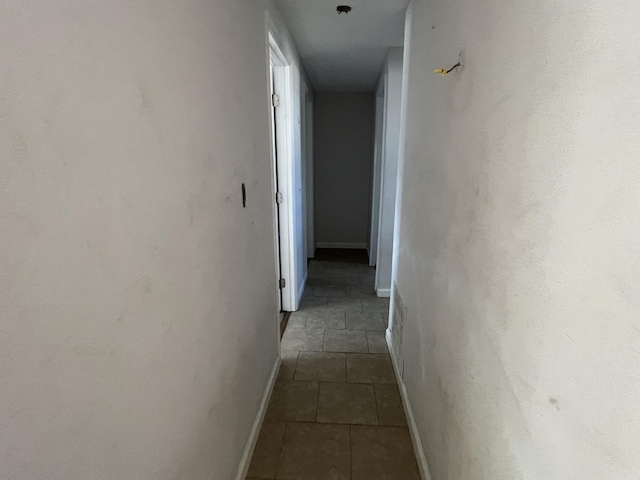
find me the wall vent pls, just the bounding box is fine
[390,284,407,379]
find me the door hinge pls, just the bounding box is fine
[276,192,284,204]
[279,278,286,289]
[272,93,280,107]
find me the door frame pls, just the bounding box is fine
[268,32,296,312]
[369,75,387,266]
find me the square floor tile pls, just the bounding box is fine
[361,297,390,314]
[347,354,396,384]
[351,426,420,480]
[281,327,324,352]
[323,329,368,353]
[374,385,407,426]
[278,350,299,380]
[332,274,362,286]
[306,275,332,287]
[316,383,378,425]
[277,422,351,480]
[266,381,319,422]
[346,285,376,298]
[314,285,346,298]
[327,298,363,314]
[359,278,374,286]
[298,296,328,314]
[246,421,286,479]
[287,312,307,328]
[305,311,346,330]
[294,352,346,382]
[366,331,389,354]
[345,312,386,331]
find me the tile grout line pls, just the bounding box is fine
[292,351,300,381]
[272,422,288,480]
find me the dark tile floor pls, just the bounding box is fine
[246,257,421,480]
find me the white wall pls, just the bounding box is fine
[0,1,280,479]
[393,0,640,479]
[314,93,374,249]
[267,1,313,307]
[374,48,403,296]
[304,86,315,258]
[369,78,386,267]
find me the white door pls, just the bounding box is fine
[270,65,284,312]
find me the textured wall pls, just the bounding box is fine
[0,1,279,479]
[394,0,640,478]
[314,93,374,247]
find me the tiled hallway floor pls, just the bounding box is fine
[246,258,421,480]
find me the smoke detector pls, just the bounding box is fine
[337,5,352,14]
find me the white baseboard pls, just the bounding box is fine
[233,356,280,480]
[376,288,391,298]
[316,242,368,250]
[386,329,432,480]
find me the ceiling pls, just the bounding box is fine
[275,0,410,92]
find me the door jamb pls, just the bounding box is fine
[268,32,296,313]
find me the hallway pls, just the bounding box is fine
[3,1,639,478]
[246,257,420,479]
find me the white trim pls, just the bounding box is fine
[386,329,432,480]
[233,356,281,480]
[296,271,308,310]
[376,288,391,298]
[268,30,296,313]
[316,242,368,250]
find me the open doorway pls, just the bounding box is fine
[312,92,375,264]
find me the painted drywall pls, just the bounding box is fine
[0,1,280,479]
[374,48,403,296]
[314,93,374,248]
[267,1,313,308]
[304,86,315,258]
[369,78,386,266]
[393,0,640,479]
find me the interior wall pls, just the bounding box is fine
[314,92,374,249]
[374,48,403,297]
[393,0,640,479]
[369,78,386,267]
[267,0,313,307]
[0,1,280,479]
[304,87,315,258]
